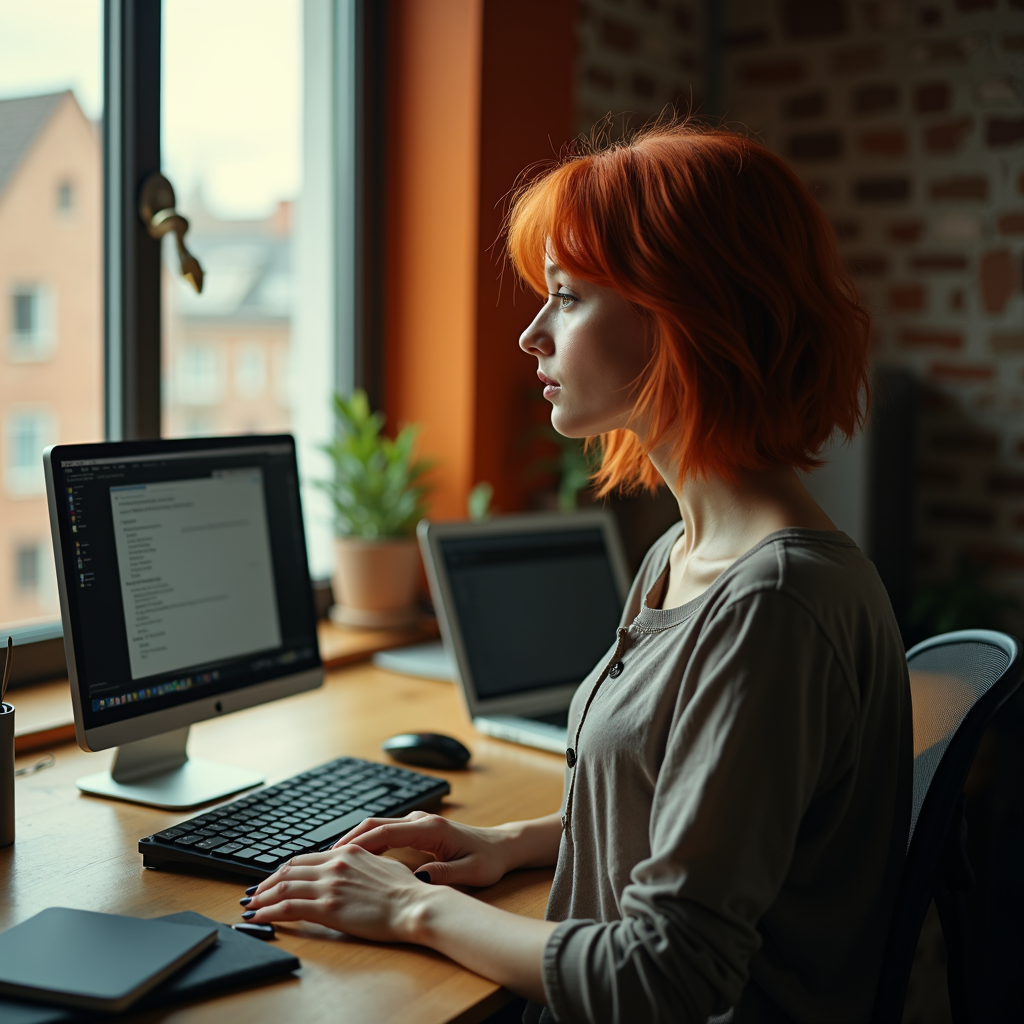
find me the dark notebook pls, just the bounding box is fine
[0,912,301,1023]
[0,908,218,1013]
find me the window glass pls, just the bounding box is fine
[161,0,331,576]
[0,0,104,630]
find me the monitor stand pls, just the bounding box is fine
[76,726,264,810]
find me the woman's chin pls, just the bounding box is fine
[549,411,590,439]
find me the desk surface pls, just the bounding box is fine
[1,664,564,1024]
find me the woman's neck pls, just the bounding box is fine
[646,450,837,609]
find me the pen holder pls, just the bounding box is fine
[0,703,13,847]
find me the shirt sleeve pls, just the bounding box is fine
[542,590,857,1024]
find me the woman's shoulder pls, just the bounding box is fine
[714,528,900,652]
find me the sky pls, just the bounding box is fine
[0,0,301,219]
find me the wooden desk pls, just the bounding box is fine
[1,665,565,1023]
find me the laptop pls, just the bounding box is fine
[417,511,630,753]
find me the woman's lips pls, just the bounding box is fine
[538,370,561,399]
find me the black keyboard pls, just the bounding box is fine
[139,757,450,880]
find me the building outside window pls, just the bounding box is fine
[0,7,104,629]
[175,342,223,406]
[235,340,267,399]
[56,179,74,212]
[9,283,55,359]
[4,406,56,497]
[14,543,40,592]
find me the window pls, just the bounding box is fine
[9,284,55,359]
[4,407,56,497]
[1,1,364,649]
[15,543,40,592]
[57,180,74,212]
[0,1,103,632]
[235,341,267,399]
[160,0,353,579]
[175,343,223,407]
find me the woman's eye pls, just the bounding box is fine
[553,290,577,309]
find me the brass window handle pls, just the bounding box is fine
[138,172,204,294]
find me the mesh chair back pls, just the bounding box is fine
[873,630,1021,1024]
[908,640,1010,844]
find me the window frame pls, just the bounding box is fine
[5,0,382,687]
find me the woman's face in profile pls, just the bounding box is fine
[519,256,651,439]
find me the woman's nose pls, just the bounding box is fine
[519,308,554,357]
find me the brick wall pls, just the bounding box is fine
[576,0,706,132]
[578,0,1024,626]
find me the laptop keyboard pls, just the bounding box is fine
[139,756,449,879]
[526,708,570,728]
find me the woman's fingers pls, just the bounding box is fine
[253,852,341,895]
[333,810,430,848]
[248,878,323,908]
[244,844,426,941]
[248,898,332,926]
[347,817,450,855]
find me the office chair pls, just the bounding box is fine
[872,629,1022,1024]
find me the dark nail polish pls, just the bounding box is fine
[241,910,256,920]
[239,897,252,906]
[414,871,431,883]
[244,885,258,896]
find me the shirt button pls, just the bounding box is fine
[560,814,567,830]
[565,748,577,768]
[609,661,623,678]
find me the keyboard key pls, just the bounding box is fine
[155,828,187,840]
[302,809,371,844]
[213,843,243,855]
[175,835,203,846]
[195,838,225,850]
[254,854,280,865]
[231,848,261,860]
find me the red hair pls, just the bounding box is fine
[507,122,871,494]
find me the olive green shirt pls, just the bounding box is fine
[528,525,911,1024]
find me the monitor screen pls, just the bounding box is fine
[438,528,622,699]
[48,437,320,732]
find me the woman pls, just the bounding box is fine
[241,124,912,1024]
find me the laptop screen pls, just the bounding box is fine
[437,528,623,699]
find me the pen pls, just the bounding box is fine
[1,636,11,704]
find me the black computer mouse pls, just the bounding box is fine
[382,732,471,770]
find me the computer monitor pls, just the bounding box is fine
[44,435,323,809]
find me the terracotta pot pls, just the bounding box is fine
[330,536,420,629]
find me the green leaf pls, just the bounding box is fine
[319,389,435,539]
[468,482,493,522]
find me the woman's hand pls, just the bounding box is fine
[243,845,428,942]
[243,839,557,1003]
[332,810,521,887]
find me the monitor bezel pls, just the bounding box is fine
[418,510,631,720]
[44,434,323,753]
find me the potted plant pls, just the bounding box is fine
[320,391,433,628]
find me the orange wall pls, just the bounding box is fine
[385,0,483,521]
[385,0,576,520]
